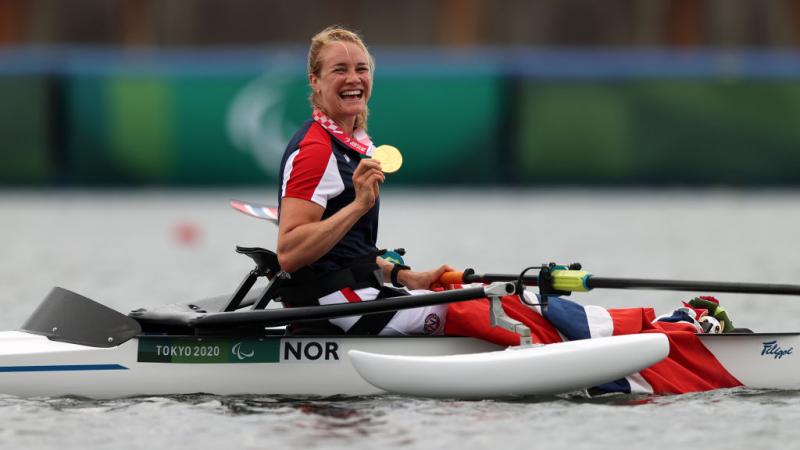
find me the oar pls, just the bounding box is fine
[227,199,800,297]
[192,282,516,329]
[439,267,800,296]
[230,199,278,223]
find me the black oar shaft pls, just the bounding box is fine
[192,285,492,328]
[587,277,800,296]
[462,273,800,296]
[466,273,540,285]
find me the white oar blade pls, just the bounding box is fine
[349,333,669,399]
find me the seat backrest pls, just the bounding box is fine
[235,246,280,276]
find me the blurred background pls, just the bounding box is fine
[3,5,800,443]
[2,0,800,323]
[2,0,800,187]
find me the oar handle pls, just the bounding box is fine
[439,271,465,285]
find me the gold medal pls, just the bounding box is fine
[372,145,403,173]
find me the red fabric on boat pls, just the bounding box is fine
[607,307,656,335]
[444,295,742,394]
[640,325,742,394]
[445,297,563,346]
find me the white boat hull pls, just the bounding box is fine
[699,333,800,390]
[0,331,501,398]
[1,330,799,399]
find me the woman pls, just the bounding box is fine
[274,26,742,394]
[276,26,451,335]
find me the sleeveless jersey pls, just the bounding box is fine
[276,118,447,336]
[278,119,380,274]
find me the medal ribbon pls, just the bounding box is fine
[312,109,374,156]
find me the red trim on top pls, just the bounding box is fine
[340,287,362,303]
[283,122,332,202]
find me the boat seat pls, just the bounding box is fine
[236,246,280,277]
[131,247,284,332]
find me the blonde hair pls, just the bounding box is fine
[308,25,375,131]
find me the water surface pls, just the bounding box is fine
[1,189,799,449]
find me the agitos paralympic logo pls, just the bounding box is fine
[232,342,255,360]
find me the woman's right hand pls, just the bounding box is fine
[399,264,456,290]
[352,158,384,211]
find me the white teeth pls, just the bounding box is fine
[340,90,362,96]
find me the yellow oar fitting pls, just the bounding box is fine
[551,270,592,292]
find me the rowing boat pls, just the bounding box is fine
[0,284,798,399]
[1,259,799,400]
[1,199,799,399]
[0,278,671,399]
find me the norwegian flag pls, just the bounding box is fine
[445,294,742,395]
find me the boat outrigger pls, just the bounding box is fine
[2,200,800,399]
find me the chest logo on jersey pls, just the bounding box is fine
[282,340,341,363]
[424,313,442,334]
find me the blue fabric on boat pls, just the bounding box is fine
[542,296,591,341]
[543,296,631,394]
[594,378,632,394]
[656,309,696,324]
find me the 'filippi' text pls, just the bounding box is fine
[761,341,793,359]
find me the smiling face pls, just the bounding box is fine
[309,41,372,134]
